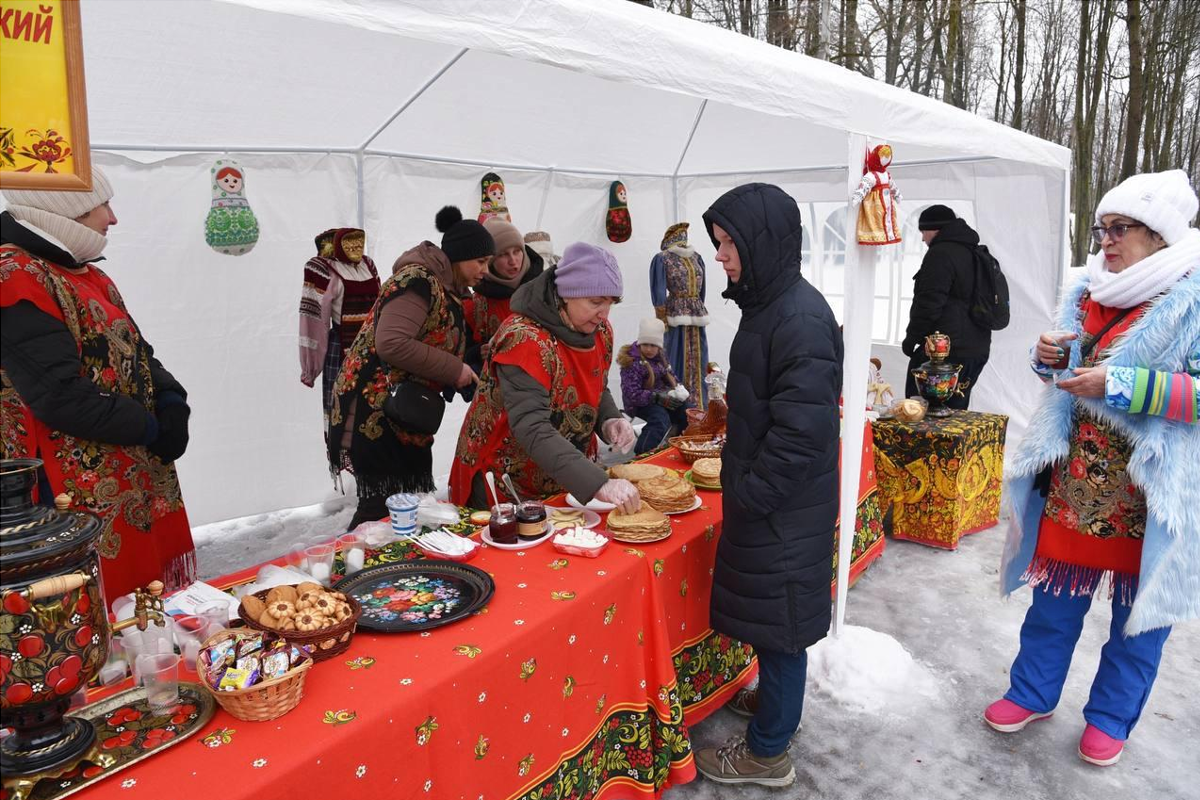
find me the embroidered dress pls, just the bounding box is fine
[449,316,613,504]
[0,246,195,597]
[1030,296,1150,601]
[328,264,464,498]
[650,224,710,404]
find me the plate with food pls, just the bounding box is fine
[684,470,721,490]
[481,520,554,550]
[565,494,617,512]
[545,505,602,530]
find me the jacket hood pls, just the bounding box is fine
[391,241,461,295]
[702,183,803,311]
[475,245,544,299]
[509,266,596,349]
[930,218,980,248]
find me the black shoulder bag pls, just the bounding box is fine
[383,381,446,435]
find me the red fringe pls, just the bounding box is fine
[1023,555,1137,606]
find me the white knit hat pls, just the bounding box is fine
[1094,169,1198,246]
[2,165,114,219]
[638,318,665,348]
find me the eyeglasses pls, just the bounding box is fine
[1090,223,1144,245]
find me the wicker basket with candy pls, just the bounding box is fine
[197,628,313,721]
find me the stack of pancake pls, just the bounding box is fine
[691,458,722,488]
[609,463,667,483]
[638,471,697,513]
[606,504,672,543]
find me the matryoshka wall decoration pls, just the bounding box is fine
[477,171,511,223]
[204,158,260,255]
[606,180,631,243]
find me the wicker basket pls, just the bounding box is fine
[238,588,362,663]
[669,433,725,464]
[197,629,312,722]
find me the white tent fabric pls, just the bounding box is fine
[20,0,1069,535]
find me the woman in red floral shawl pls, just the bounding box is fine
[449,243,641,513]
[1,167,196,600]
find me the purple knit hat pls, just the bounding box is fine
[554,242,623,298]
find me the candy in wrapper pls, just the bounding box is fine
[218,667,258,691]
[236,654,261,675]
[262,650,290,679]
[206,664,227,690]
[289,645,312,667]
[203,638,236,669]
[235,633,265,659]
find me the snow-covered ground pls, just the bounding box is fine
[193,510,1197,800]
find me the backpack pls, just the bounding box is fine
[968,244,1010,331]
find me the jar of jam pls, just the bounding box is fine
[515,500,547,541]
[489,503,519,545]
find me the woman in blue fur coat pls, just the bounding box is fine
[985,170,1200,767]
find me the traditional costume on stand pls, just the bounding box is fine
[851,144,902,246]
[299,228,381,428]
[650,223,709,404]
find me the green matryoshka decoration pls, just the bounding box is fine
[606,180,631,243]
[205,158,260,255]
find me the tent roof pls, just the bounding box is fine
[83,0,1069,174]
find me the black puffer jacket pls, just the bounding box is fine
[901,218,991,360]
[702,184,843,655]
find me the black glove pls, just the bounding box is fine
[148,403,191,463]
[654,392,683,410]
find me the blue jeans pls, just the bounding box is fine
[1005,583,1171,741]
[747,647,808,757]
[632,403,690,454]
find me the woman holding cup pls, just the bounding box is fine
[989,170,1200,766]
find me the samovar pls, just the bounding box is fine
[1,458,166,800]
[909,332,968,417]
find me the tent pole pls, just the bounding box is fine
[535,168,555,230]
[832,132,874,639]
[356,151,366,229]
[677,155,997,179]
[363,149,670,178]
[359,47,469,151]
[92,143,359,154]
[670,100,708,222]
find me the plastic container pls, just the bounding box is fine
[415,538,480,562]
[551,528,611,559]
[386,493,420,530]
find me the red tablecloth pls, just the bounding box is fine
[73,444,882,800]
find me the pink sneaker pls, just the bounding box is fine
[984,699,1054,733]
[1078,724,1123,766]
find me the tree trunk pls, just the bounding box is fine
[1071,0,1093,265]
[1012,0,1027,130]
[1121,0,1145,180]
[942,0,960,105]
[817,0,832,59]
[845,0,860,71]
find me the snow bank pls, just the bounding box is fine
[807,624,940,713]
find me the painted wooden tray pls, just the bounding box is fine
[334,560,495,633]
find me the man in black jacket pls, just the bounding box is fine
[901,205,991,407]
[693,184,843,788]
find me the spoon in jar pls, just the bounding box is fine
[485,471,501,510]
[502,472,526,506]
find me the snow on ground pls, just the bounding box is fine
[192,506,1197,800]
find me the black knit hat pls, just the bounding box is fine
[918,204,957,231]
[435,206,495,262]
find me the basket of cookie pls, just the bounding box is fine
[197,628,313,721]
[238,581,362,663]
[668,432,726,464]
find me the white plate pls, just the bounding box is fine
[566,494,617,512]
[481,520,554,550]
[660,496,703,515]
[546,506,602,530]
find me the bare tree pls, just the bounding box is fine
[1120,0,1145,179]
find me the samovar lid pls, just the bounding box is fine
[0,459,102,574]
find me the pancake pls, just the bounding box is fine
[549,507,586,530]
[609,463,668,483]
[638,472,697,513]
[606,504,672,543]
[692,458,722,486]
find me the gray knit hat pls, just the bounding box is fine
[3,166,114,218]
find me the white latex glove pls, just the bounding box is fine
[602,418,637,453]
[595,478,641,515]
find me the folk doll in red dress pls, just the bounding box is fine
[850,143,902,246]
[1,167,197,600]
[449,243,640,512]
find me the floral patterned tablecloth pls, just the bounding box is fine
[70,445,882,800]
[872,411,1009,549]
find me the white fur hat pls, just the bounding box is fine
[1094,169,1198,246]
[638,318,665,348]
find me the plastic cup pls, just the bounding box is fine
[173,615,208,670]
[305,544,336,586]
[337,532,367,576]
[125,624,174,683]
[285,543,309,572]
[194,600,232,639]
[1046,330,1074,369]
[136,653,180,711]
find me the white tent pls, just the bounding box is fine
[54,0,1069,585]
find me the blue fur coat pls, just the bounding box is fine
[1000,267,1200,635]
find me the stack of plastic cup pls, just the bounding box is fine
[386,493,419,538]
[337,531,367,576]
